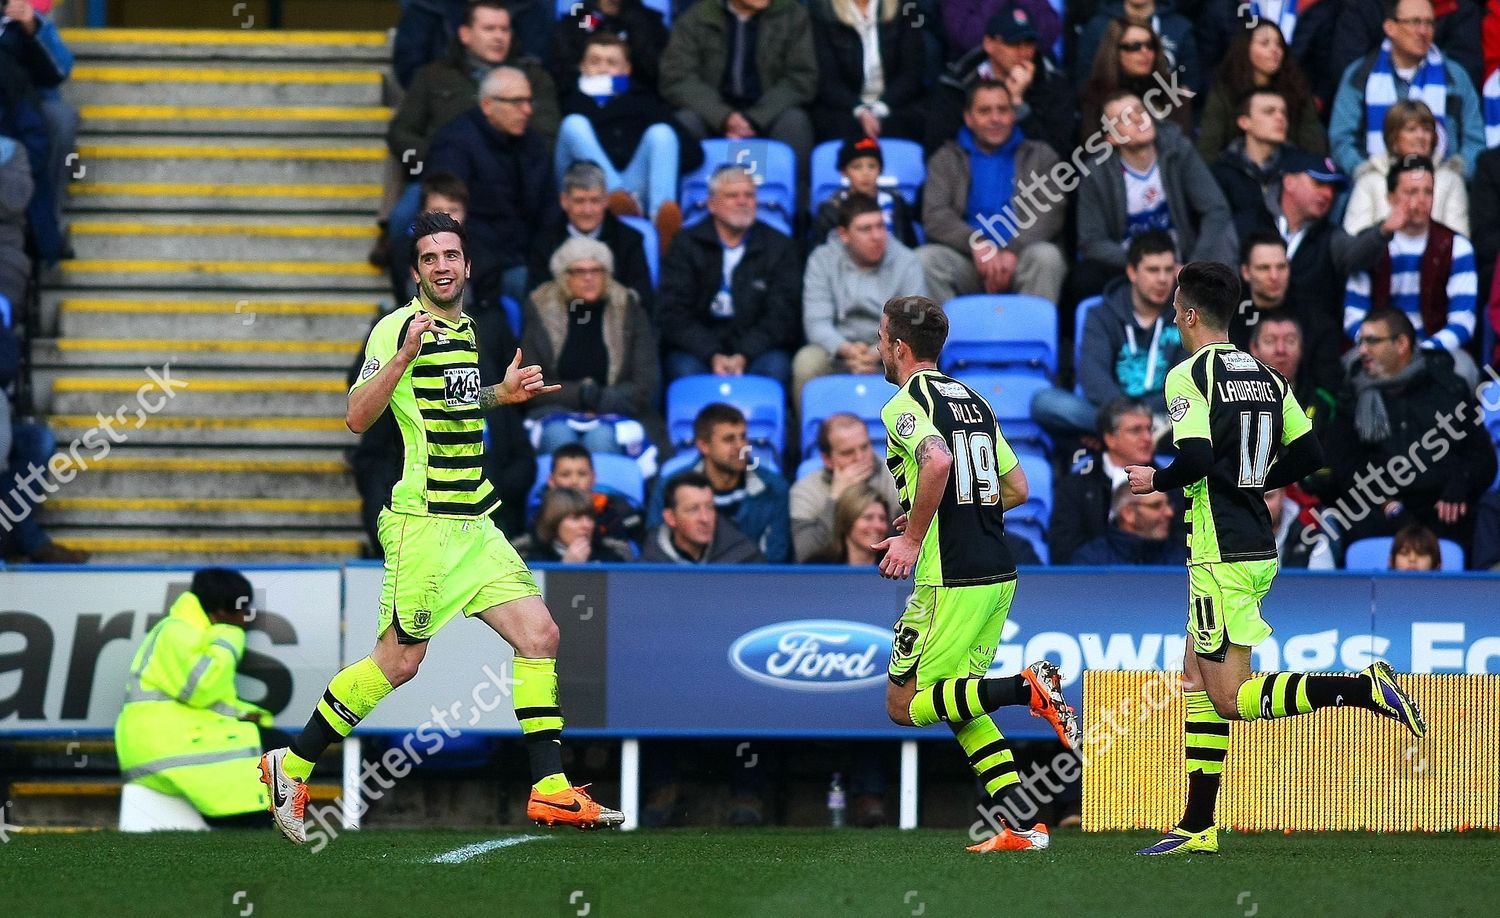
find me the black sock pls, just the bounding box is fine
[1304,674,1375,711]
[979,675,1031,710]
[1179,771,1221,833]
[526,736,565,785]
[290,710,343,764]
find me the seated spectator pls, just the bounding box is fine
[796,194,926,404]
[1,1,76,246]
[1,424,90,564]
[1387,521,1442,570]
[1196,1,1347,115]
[429,66,558,306]
[528,161,654,314]
[809,136,919,248]
[1247,313,1339,443]
[1210,90,1299,224]
[0,15,62,264]
[1069,481,1186,566]
[1075,2,1200,102]
[1344,100,1470,235]
[1072,92,1234,304]
[1196,19,1327,163]
[1344,155,1480,381]
[1034,231,1186,438]
[657,165,801,388]
[542,442,646,544]
[1077,19,1193,143]
[551,0,671,95]
[1468,145,1500,316]
[521,236,664,453]
[643,470,766,563]
[1470,490,1500,570]
[646,403,791,562]
[790,413,903,561]
[1328,0,1483,180]
[1330,0,1484,102]
[808,0,926,143]
[393,0,552,89]
[1233,231,1346,395]
[553,33,692,225]
[926,5,1077,158]
[514,487,634,562]
[0,136,32,308]
[942,0,1061,65]
[1266,485,1336,569]
[1323,308,1496,549]
[1048,396,1183,565]
[660,0,817,165]
[804,483,895,564]
[917,79,1067,305]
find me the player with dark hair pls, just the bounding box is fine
[1127,262,1426,856]
[874,294,1081,854]
[259,211,623,844]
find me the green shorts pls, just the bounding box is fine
[1187,559,1277,662]
[888,580,1016,688]
[376,508,540,644]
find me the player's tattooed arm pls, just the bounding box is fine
[915,434,951,468]
[476,385,502,410]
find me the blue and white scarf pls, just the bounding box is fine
[1364,38,1450,161]
[1483,69,1500,149]
[1249,0,1297,44]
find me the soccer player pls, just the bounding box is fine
[1126,262,1427,857]
[259,213,624,843]
[873,295,1082,853]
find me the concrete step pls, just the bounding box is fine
[41,370,349,417]
[68,177,383,213]
[53,257,386,290]
[39,528,366,564]
[69,139,386,189]
[61,28,390,63]
[44,496,362,528]
[68,64,383,106]
[51,449,355,499]
[75,102,389,136]
[33,337,360,370]
[53,295,381,342]
[68,215,379,262]
[47,413,356,447]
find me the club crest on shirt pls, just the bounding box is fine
[360,356,380,380]
[896,412,916,438]
[1168,395,1190,422]
[1220,350,1258,372]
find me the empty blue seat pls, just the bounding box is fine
[617,214,659,287]
[1344,537,1466,572]
[1006,519,1049,565]
[940,294,1058,377]
[799,374,897,458]
[666,374,786,452]
[809,137,926,211]
[1011,451,1053,526]
[501,294,522,339]
[952,370,1052,454]
[679,139,797,234]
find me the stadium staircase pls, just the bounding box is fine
[30,28,396,562]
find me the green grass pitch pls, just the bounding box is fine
[3,828,1495,916]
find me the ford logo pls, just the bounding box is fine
[728,619,892,692]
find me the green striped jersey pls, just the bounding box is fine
[881,368,1020,587]
[350,301,495,518]
[1165,342,1312,564]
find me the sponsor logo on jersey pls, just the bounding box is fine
[729,620,891,692]
[443,367,481,406]
[1168,395,1190,422]
[360,357,381,380]
[895,412,916,438]
[1220,350,1259,372]
[933,380,969,398]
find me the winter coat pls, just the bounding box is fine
[1071,526,1187,567]
[550,0,671,93]
[527,210,656,319]
[659,0,817,130]
[807,0,926,133]
[922,135,1064,256]
[927,45,1077,158]
[1195,81,1328,164]
[642,516,765,564]
[1343,151,1470,236]
[646,456,792,563]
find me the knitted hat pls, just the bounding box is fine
[837,136,883,171]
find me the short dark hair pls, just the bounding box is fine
[1250,312,1304,348]
[582,31,627,56]
[410,210,468,265]
[465,0,510,28]
[1387,153,1435,194]
[551,443,594,468]
[663,471,713,511]
[965,78,1011,113]
[1235,87,1286,119]
[1175,261,1241,330]
[1383,0,1417,21]
[817,412,866,456]
[1126,229,1176,268]
[1390,523,1441,568]
[693,402,746,444]
[1096,396,1152,438]
[421,171,468,208]
[1239,228,1287,265]
[836,192,884,229]
[1363,307,1417,348]
[882,295,949,362]
[191,567,253,616]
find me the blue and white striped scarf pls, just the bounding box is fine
[1364,38,1450,161]
[1249,0,1297,43]
[1483,70,1500,149]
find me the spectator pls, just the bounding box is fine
[941,0,1062,64]
[659,0,818,165]
[1048,396,1184,565]
[807,0,927,143]
[917,80,1067,306]
[646,403,791,562]
[520,236,664,453]
[926,5,1077,158]
[514,487,634,562]
[657,164,801,388]
[393,0,552,89]
[1033,230,1185,439]
[809,136,919,248]
[1232,231,1346,395]
[1266,485,1336,570]
[480,402,539,539]
[1072,92,1235,304]
[789,413,902,561]
[1210,90,1299,226]
[1330,0,1483,100]
[528,161,655,315]
[1470,490,1500,569]
[1247,312,1339,442]
[642,470,766,563]
[1344,154,1480,380]
[1077,18,1194,142]
[551,0,671,94]
[1069,481,1187,566]
[1468,145,1500,315]
[796,194,926,405]
[0,1,75,244]
[0,12,62,264]
[429,66,558,306]
[1343,100,1470,235]
[804,483,894,564]
[1195,1,1347,114]
[541,442,646,544]
[1387,521,1443,569]
[1323,308,1496,549]
[1196,19,1328,163]
[1328,0,1483,179]
[553,33,693,225]
[1076,2,1200,100]
[0,135,31,309]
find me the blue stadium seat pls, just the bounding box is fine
[1011,451,1053,526]
[795,455,823,481]
[940,294,1058,377]
[617,214,659,287]
[1344,536,1466,572]
[679,139,797,234]
[666,374,786,451]
[1482,381,1500,443]
[952,370,1052,456]
[809,137,926,211]
[501,295,522,339]
[529,451,647,509]
[1073,294,1103,377]
[657,442,780,483]
[1007,519,1049,565]
[799,374,896,457]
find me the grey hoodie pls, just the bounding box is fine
[801,235,927,356]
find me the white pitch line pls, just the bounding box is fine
[428,835,550,864]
